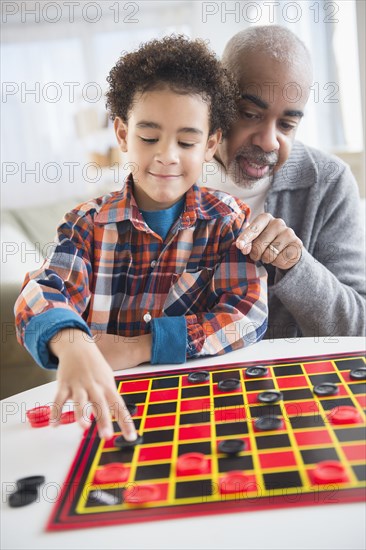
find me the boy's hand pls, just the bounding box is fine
[235,213,303,270]
[49,329,137,441]
[92,332,152,370]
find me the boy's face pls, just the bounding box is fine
[114,88,221,210]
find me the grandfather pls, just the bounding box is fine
[204,25,365,338]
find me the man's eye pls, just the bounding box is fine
[280,122,296,132]
[140,137,158,143]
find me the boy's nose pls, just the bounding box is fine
[251,122,279,153]
[155,142,179,164]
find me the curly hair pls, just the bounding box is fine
[106,35,238,136]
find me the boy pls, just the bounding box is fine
[15,36,268,441]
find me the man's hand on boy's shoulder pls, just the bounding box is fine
[235,213,303,271]
[92,332,152,370]
[49,328,138,441]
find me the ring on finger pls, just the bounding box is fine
[268,244,280,255]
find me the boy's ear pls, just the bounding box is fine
[114,117,128,152]
[204,129,222,162]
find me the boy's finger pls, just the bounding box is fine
[50,387,70,426]
[91,391,115,440]
[114,395,138,442]
[72,390,92,430]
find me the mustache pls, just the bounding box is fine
[235,146,279,166]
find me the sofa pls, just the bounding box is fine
[1,197,85,399]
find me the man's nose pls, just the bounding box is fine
[251,122,279,153]
[155,142,179,164]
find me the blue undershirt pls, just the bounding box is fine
[24,196,187,369]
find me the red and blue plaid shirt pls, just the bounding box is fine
[15,176,268,367]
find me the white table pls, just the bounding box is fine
[1,337,365,550]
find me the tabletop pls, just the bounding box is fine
[1,337,365,550]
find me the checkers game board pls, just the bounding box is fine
[47,352,366,531]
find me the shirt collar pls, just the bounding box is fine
[95,173,236,227]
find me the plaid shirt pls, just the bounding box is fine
[15,176,268,364]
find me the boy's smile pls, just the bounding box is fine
[114,88,220,210]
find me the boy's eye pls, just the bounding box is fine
[179,142,195,148]
[140,137,158,143]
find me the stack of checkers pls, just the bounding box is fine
[8,476,45,507]
[26,406,75,427]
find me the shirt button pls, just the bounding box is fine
[143,313,152,323]
[185,216,190,222]
[150,260,157,268]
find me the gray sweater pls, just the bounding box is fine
[209,141,366,338]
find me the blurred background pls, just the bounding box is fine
[1,0,365,397]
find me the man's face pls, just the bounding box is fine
[114,88,220,210]
[219,54,310,189]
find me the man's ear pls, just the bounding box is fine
[204,129,222,162]
[114,117,128,152]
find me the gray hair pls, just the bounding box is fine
[222,25,312,76]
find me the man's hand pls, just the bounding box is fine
[49,329,138,441]
[236,213,303,270]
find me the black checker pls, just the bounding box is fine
[350,367,366,381]
[250,404,282,418]
[349,383,366,395]
[335,358,365,371]
[309,373,341,385]
[151,377,179,389]
[255,433,291,450]
[212,370,241,382]
[301,447,339,464]
[180,411,211,425]
[135,463,171,481]
[352,464,366,482]
[263,471,302,490]
[245,379,275,392]
[175,480,212,499]
[290,415,325,429]
[281,388,314,401]
[187,371,210,384]
[142,429,174,445]
[178,442,211,456]
[216,421,248,437]
[214,395,244,408]
[245,366,268,378]
[320,398,355,411]
[123,392,147,404]
[273,364,303,377]
[218,455,253,472]
[334,426,366,442]
[181,386,210,399]
[147,402,177,415]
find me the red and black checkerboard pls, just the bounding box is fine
[47,351,366,531]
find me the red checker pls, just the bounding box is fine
[26,405,50,422]
[294,430,333,446]
[217,436,250,452]
[176,453,210,476]
[94,463,129,484]
[312,461,349,484]
[328,406,362,425]
[120,379,150,393]
[283,400,320,416]
[355,395,366,409]
[124,483,166,504]
[214,406,246,423]
[303,361,335,374]
[180,397,211,412]
[149,389,178,403]
[179,424,211,440]
[342,444,366,461]
[259,450,297,469]
[277,375,308,389]
[144,414,176,429]
[219,471,252,494]
[29,418,50,428]
[60,411,75,424]
[138,445,173,462]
